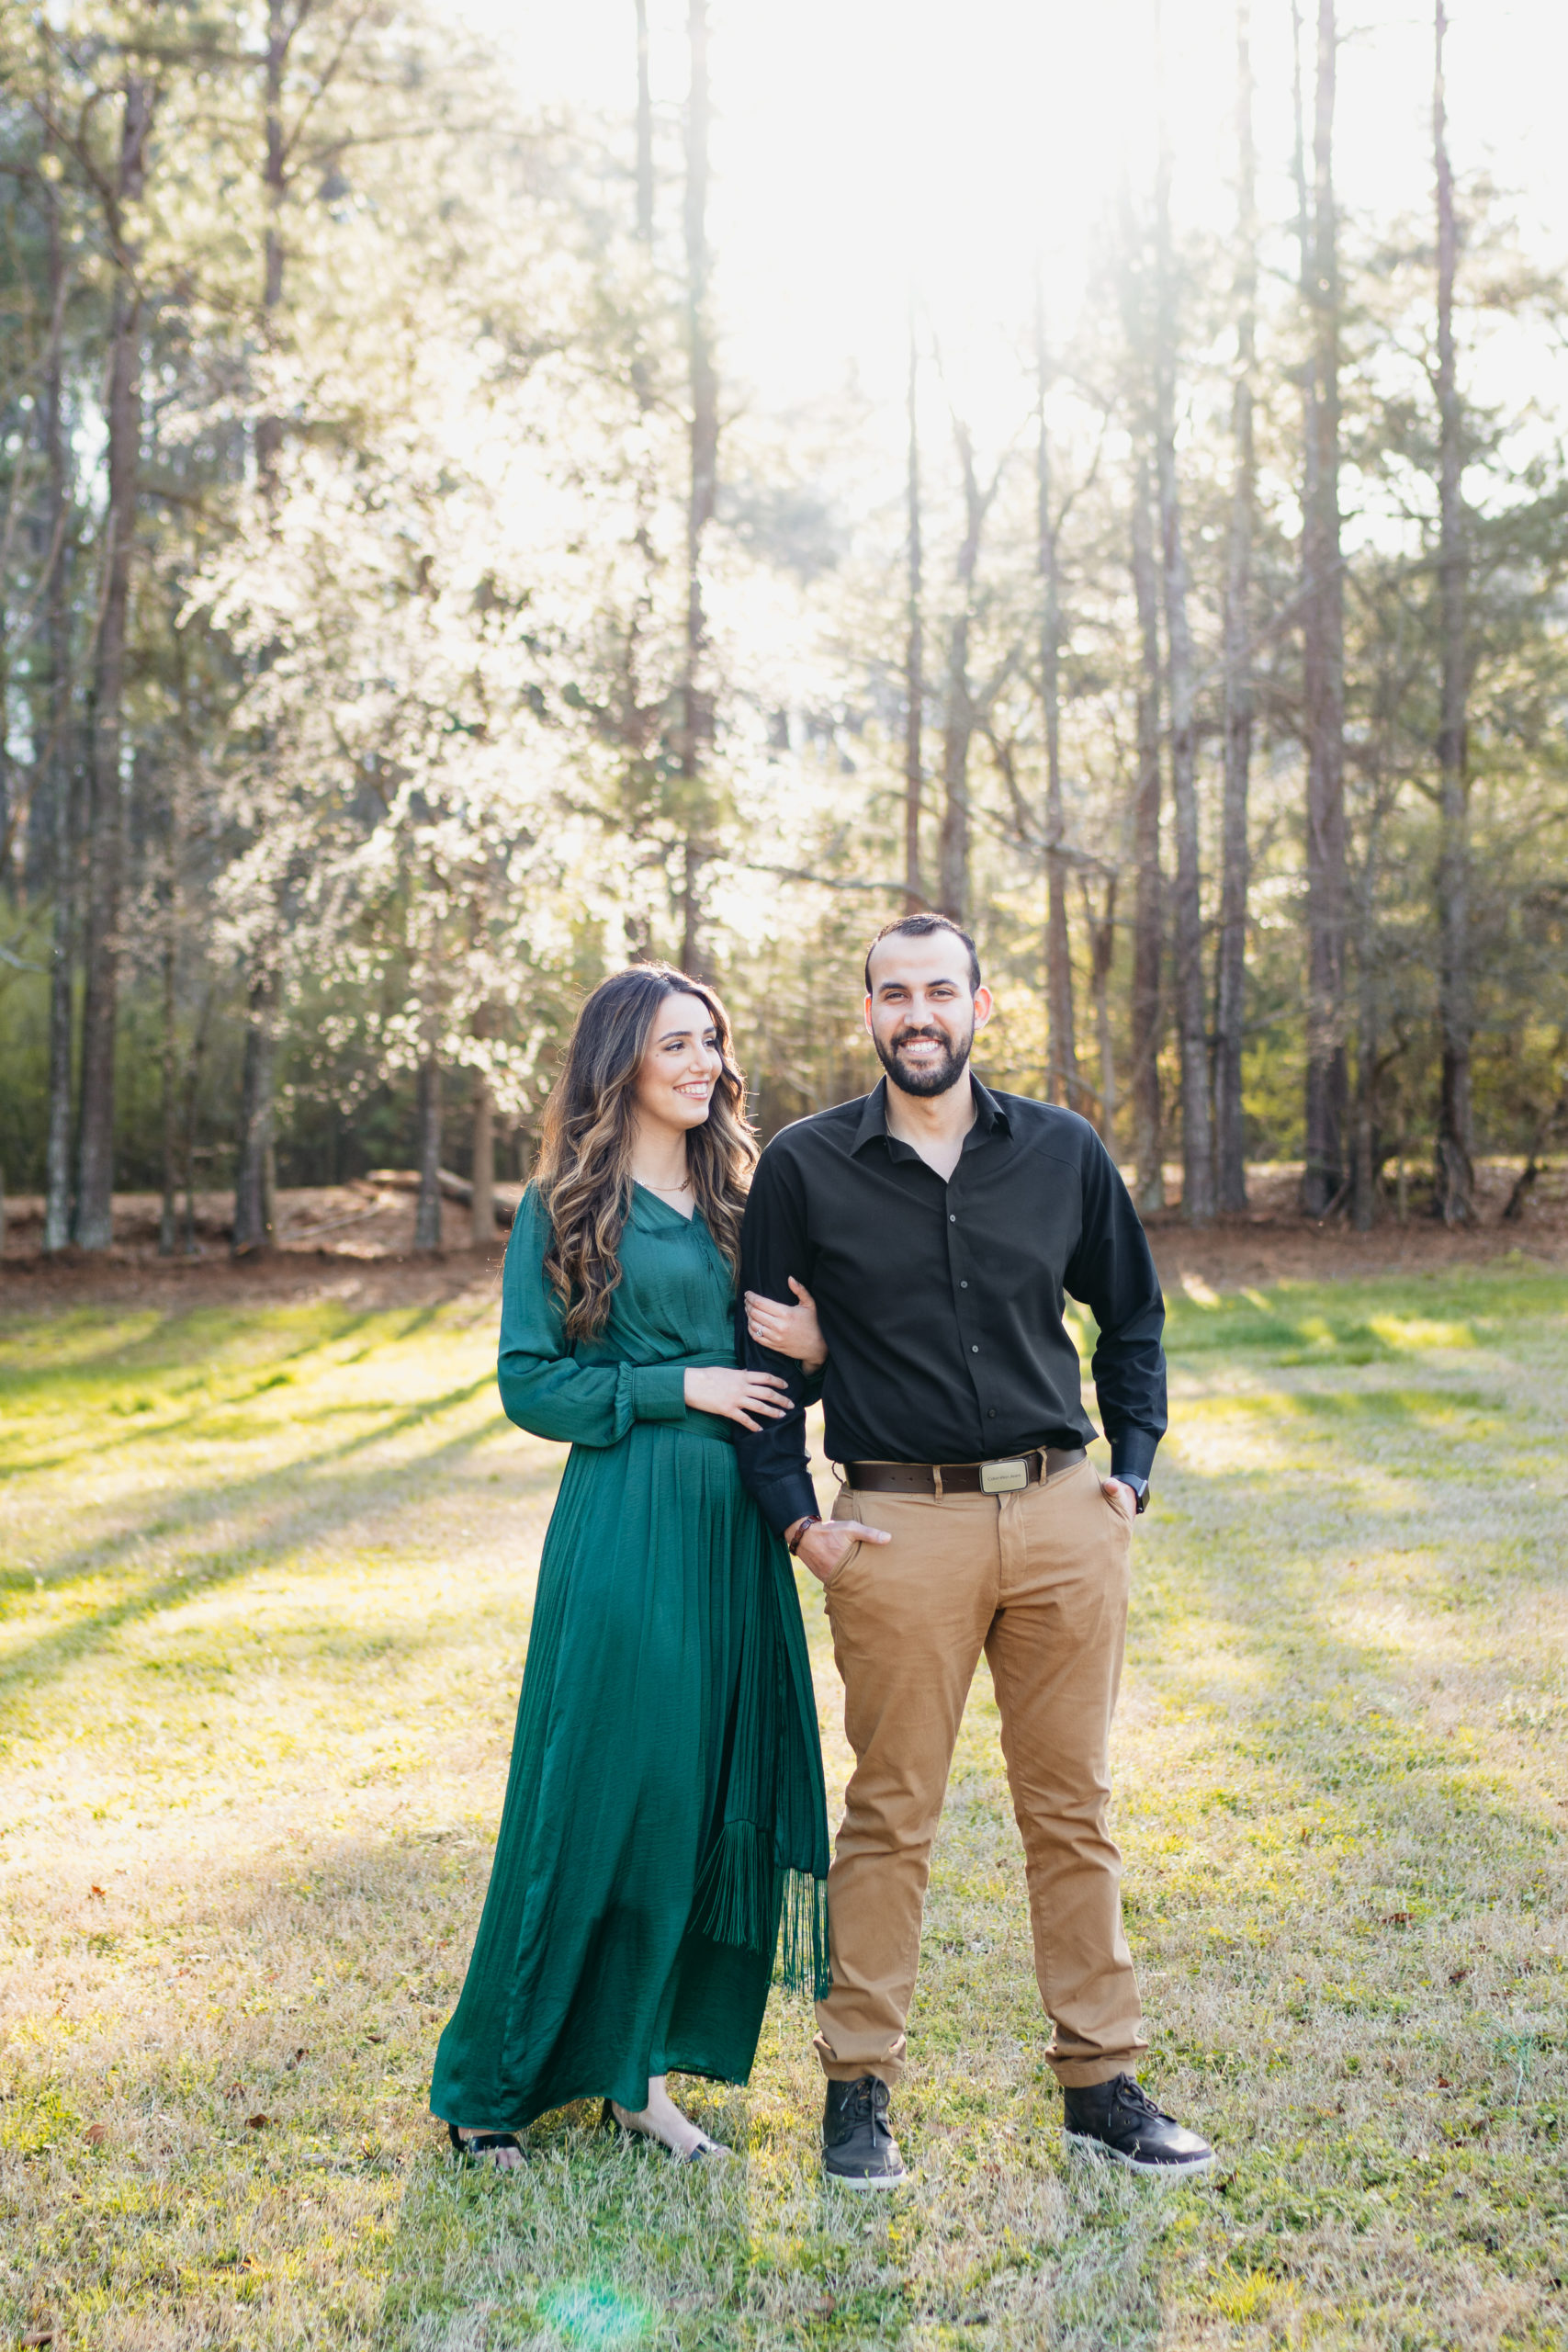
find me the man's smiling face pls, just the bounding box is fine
[864,931,993,1098]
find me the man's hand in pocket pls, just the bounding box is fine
[787,1517,891,1585]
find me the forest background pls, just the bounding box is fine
[3,0,1568,1257]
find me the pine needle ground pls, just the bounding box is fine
[0,1264,1563,2349]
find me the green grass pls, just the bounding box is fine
[1,1264,1565,2348]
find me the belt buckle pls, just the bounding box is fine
[979,1455,1029,1495]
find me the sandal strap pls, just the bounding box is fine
[447,2121,521,2158]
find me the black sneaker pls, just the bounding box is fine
[1063,2075,1214,2176]
[822,2075,908,2189]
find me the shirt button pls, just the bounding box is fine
[960,1280,968,1288]
[949,1214,956,1223]
[971,1344,979,1354]
[987,1408,997,1419]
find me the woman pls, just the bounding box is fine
[431,965,829,2166]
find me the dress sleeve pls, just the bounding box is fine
[497,1191,688,1446]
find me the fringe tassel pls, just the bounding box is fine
[688,1825,830,2001]
[776,1866,830,2000]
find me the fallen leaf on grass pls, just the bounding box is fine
[23,2329,54,2347]
[245,2114,269,2130]
[284,2048,309,2068]
[83,2124,108,2147]
[1449,1967,1470,1984]
[89,1885,105,1900]
[366,2032,386,2044]
[1382,1911,1412,1928]
[1438,2076,1452,2087]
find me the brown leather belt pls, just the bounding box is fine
[844,1446,1086,1498]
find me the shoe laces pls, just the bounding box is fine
[845,2077,888,2129]
[1115,2077,1173,2125]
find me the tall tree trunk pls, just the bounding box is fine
[414,1050,444,1253]
[1350,822,1382,1230]
[232,982,276,1254]
[1432,0,1472,1223]
[232,0,290,1256]
[1081,871,1119,1151]
[937,417,988,926]
[469,1069,495,1248]
[1130,458,1165,1216]
[679,0,716,978]
[255,0,287,478]
[1037,281,1078,1108]
[41,131,74,1255]
[635,0,654,244]
[1298,0,1348,1215]
[904,306,923,911]
[181,992,211,1257]
[74,76,154,1251]
[1152,86,1214,1224]
[159,859,179,1256]
[1214,0,1257,1214]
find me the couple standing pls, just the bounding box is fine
[431,915,1213,2183]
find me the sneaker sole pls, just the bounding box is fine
[1065,2131,1214,2178]
[823,2165,911,2191]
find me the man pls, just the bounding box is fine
[735,912,1213,2188]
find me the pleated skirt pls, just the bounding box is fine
[430,1419,828,2130]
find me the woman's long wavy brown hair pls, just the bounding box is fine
[534,964,757,1340]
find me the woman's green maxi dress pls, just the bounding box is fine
[430,1184,829,2132]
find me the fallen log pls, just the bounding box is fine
[364,1170,518,1227]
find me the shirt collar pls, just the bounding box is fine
[851,1073,1010,1157]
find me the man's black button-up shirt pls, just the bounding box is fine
[733,1077,1168,1537]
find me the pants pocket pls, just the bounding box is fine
[822,1538,862,1592]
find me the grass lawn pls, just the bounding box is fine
[0,1261,1564,2349]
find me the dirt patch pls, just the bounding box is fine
[0,1181,513,1314]
[1143,1158,1568,1291]
[3,1161,1564,1314]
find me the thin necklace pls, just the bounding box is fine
[643,1176,691,1193]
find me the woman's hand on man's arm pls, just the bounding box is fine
[682,1365,792,1432]
[743,1277,826,1371]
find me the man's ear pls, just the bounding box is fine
[863,993,874,1036]
[973,986,994,1030]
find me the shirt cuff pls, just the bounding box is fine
[631,1363,689,1423]
[1108,1426,1160,1485]
[755,1468,819,1540]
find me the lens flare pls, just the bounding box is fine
[537,2279,653,2347]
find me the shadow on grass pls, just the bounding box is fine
[0,1295,386,1391]
[0,1384,557,1708]
[0,1302,452,1478]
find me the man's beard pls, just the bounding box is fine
[874,1022,974,1098]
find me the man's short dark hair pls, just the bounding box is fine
[863,913,982,997]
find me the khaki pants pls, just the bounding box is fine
[814,1456,1146,2091]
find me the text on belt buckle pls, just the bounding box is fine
[979,1455,1029,1495]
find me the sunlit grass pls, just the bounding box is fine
[1,1267,1565,2346]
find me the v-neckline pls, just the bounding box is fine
[633,1180,699,1226]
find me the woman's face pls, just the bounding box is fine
[630,992,724,1139]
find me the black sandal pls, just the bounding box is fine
[448,2121,523,2165]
